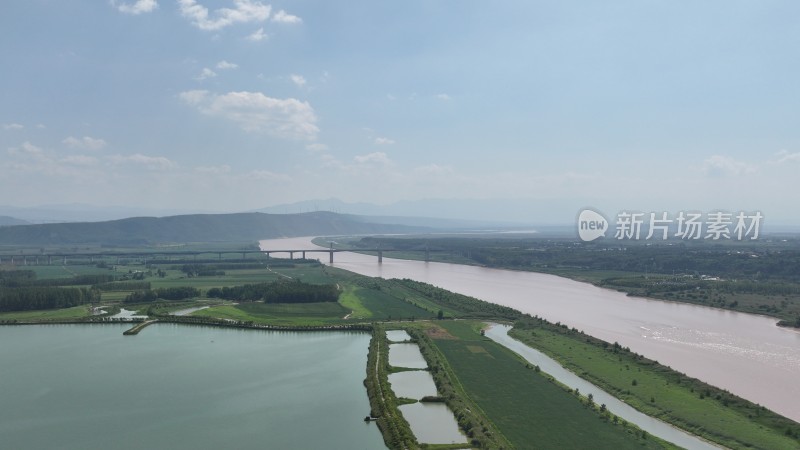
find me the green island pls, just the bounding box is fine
[1,241,799,449]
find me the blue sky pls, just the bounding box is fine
[1,1,799,223]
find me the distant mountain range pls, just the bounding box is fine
[0,197,576,226]
[0,212,428,246]
[0,204,211,224]
[0,216,29,227]
[0,198,554,226]
[254,197,581,225]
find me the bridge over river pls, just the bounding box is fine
[0,245,437,265]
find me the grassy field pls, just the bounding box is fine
[338,285,373,319]
[428,321,673,450]
[192,302,349,326]
[24,264,114,279]
[112,259,331,292]
[191,282,433,326]
[509,322,800,450]
[0,305,92,320]
[351,286,433,320]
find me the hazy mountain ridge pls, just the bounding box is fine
[254,197,576,225]
[0,212,427,246]
[0,216,29,227]
[0,204,212,224]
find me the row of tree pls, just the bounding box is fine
[94,281,151,291]
[207,281,339,303]
[123,286,200,303]
[0,287,99,312]
[0,270,115,288]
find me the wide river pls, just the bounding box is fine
[0,324,384,450]
[261,237,800,423]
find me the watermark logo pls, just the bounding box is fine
[577,209,763,242]
[577,209,608,242]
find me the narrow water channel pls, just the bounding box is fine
[486,324,722,450]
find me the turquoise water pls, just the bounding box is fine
[0,324,385,450]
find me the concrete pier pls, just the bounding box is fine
[123,320,158,336]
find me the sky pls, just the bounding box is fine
[1,1,799,224]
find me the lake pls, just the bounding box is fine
[0,324,385,450]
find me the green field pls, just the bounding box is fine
[0,305,93,320]
[509,322,800,450]
[191,282,433,326]
[338,285,373,319]
[429,321,671,449]
[348,286,432,320]
[192,302,348,326]
[24,264,115,280]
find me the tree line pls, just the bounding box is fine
[0,286,99,312]
[123,286,200,303]
[207,281,339,303]
[0,270,115,288]
[94,281,151,291]
[355,236,800,282]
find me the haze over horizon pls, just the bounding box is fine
[2,1,799,224]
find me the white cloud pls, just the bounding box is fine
[306,143,328,152]
[354,152,391,166]
[112,0,158,15]
[179,90,319,140]
[62,136,107,151]
[698,155,756,177]
[178,0,271,31]
[247,27,268,41]
[108,153,176,170]
[272,9,302,24]
[178,90,208,104]
[8,141,45,158]
[773,150,800,164]
[216,60,238,70]
[61,155,100,166]
[196,67,217,81]
[374,137,395,145]
[195,164,232,174]
[414,163,454,175]
[290,74,306,88]
[3,123,23,130]
[436,93,451,101]
[248,169,292,182]
[4,142,98,178]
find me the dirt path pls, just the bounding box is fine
[266,266,293,279]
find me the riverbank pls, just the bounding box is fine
[509,317,800,449]
[413,320,675,449]
[298,235,800,422]
[325,236,800,329]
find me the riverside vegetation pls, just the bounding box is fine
[1,243,798,448]
[342,235,800,327]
